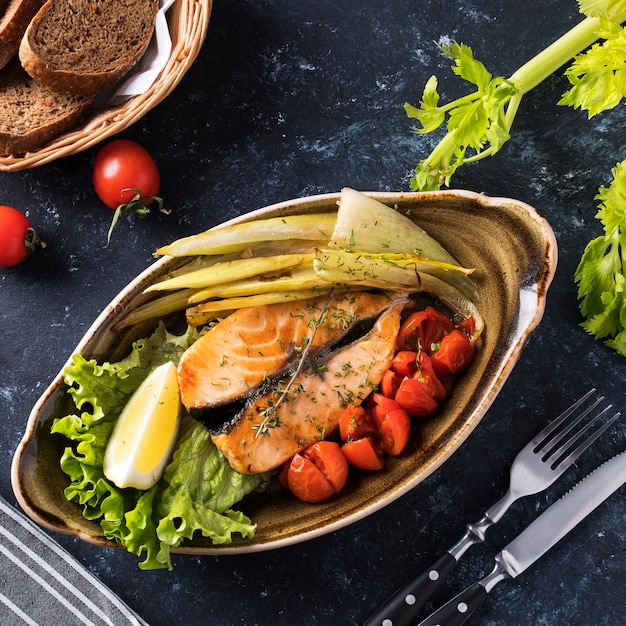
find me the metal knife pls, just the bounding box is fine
[416,450,626,626]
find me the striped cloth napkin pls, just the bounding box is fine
[0,495,148,626]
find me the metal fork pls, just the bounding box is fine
[363,388,621,626]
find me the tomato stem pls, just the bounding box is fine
[25,227,46,257]
[105,188,168,248]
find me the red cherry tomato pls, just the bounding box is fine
[366,393,404,424]
[431,329,476,376]
[458,316,476,337]
[0,205,44,267]
[284,441,348,502]
[394,377,440,417]
[414,351,447,402]
[377,408,411,456]
[277,461,290,490]
[397,306,455,353]
[93,139,160,209]
[341,437,384,470]
[390,350,419,378]
[339,404,375,442]
[380,368,402,399]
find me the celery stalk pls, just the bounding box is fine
[508,16,605,94]
[407,3,626,190]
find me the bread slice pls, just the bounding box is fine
[0,58,94,155]
[19,0,159,96]
[0,0,44,71]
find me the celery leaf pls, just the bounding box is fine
[578,0,626,21]
[575,160,626,354]
[560,17,626,116]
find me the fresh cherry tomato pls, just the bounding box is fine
[394,377,440,417]
[0,205,44,267]
[93,139,160,209]
[431,329,476,376]
[341,437,384,470]
[376,408,411,456]
[93,139,165,246]
[397,306,455,353]
[284,441,348,502]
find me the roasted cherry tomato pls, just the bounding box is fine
[394,377,440,417]
[284,441,348,502]
[0,205,44,267]
[431,329,475,376]
[277,461,291,490]
[414,351,447,402]
[376,408,411,456]
[93,139,160,209]
[341,437,384,470]
[390,350,419,378]
[397,306,455,353]
[339,404,374,442]
[380,368,402,399]
[366,393,404,424]
[339,397,411,465]
[363,394,412,456]
[457,316,476,337]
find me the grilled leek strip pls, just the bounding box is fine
[120,189,480,329]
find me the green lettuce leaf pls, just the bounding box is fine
[51,322,274,570]
[156,417,272,554]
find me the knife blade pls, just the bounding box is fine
[416,450,626,626]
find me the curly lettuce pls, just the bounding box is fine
[51,323,274,570]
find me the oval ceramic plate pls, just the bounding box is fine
[11,189,557,555]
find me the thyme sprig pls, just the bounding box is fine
[253,290,335,438]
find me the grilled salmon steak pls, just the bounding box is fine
[210,297,407,474]
[177,291,392,413]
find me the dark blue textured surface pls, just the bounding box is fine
[2,1,626,624]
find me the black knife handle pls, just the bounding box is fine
[363,552,457,626]
[417,583,488,626]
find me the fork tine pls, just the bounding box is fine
[538,397,605,460]
[532,388,599,452]
[549,407,621,471]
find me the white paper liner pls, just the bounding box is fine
[95,0,176,108]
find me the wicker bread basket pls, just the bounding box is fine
[0,0,212,172]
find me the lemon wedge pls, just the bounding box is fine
[104,361,181,490]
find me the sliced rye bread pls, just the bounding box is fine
[0,0,44,71]
[19,0,159,96]
[0,58,94,155]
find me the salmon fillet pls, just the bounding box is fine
[178,291,391,413]
[210,297,407,474]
